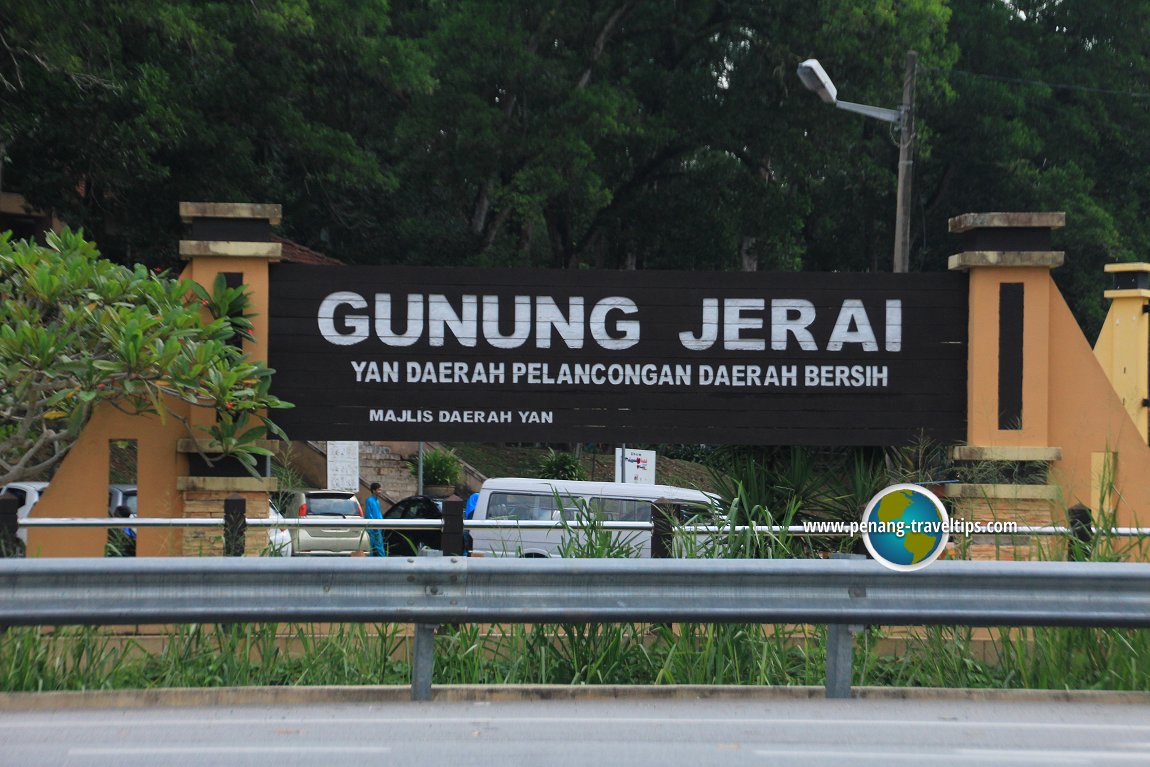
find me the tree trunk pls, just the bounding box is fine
[739,236,757,271]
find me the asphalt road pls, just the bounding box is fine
[2,697,1149,766]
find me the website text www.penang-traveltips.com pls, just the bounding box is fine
[803,519,1018,538]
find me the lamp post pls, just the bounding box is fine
[797,51,917,273]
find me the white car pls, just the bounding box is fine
[0,481,50,544]
[267,502,292,557]
[286,490,367,555]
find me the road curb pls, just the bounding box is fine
[1,684,1148,710]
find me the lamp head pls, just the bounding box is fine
[797,59,837,104]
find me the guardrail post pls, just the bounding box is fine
[411,548,441,701]
[651,500,673,559]
[440,495,464,556]
[824,623,854,699]
[0,492,24,559]
[223,494,246,556]
[825,553,864,699]
[412,622,436,701]
[1068,503,1093,562]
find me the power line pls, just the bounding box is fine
[923,65,1150,99]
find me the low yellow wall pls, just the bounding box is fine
[26,402,190,557]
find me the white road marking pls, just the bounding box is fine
[71,746,392,755]
[755,748,1150,764]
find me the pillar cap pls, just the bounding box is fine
[176,477,278,492]
[948,251,1064,271]
[179,202,282,225]
[950,446,1062,462]
[948,212,1065,234]
[943,483,1061,501]
[178,240,282,260]
[1105,262,1150,273]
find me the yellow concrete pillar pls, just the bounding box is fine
[948,212,1065,449]
[176,203,281,546]
[1093,263,1150,441]
[178,202,282,430]
[944,213,1068,556]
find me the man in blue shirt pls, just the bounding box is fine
[365,482,387,557]
[463,492,479,555]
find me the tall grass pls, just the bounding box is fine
[3,619,1148,693]
[0,624,411,692]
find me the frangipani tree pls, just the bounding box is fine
[0,228,290,485]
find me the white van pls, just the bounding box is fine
[469,478,720,558]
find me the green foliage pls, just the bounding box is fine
[103,529,136,558]
[555,495,643,559]
[0,228,290,484]
[915,0,1150,335]
[535,448,587,481]
[3,0,1146,335]
[3,619,1147,692]
[412,448,461,486]
[708,446,890,554]
[270,446,314,514]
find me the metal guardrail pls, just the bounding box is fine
[17,517,1150,536]
[2,557,1149,699]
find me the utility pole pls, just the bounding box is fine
[892,50,917,273]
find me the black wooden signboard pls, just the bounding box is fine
[268,265,968,445]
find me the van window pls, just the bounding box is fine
[595,498,650,522]
[486,492,561,521]
[675,503,718,524]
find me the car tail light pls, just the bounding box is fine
[299,503,307,518]
[356,499,364,517]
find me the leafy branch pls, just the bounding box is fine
[0,228,291,484]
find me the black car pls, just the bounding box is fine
[384,495,447,556]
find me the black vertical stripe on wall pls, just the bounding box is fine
[223,272,244,349]
[998,283,1024,430]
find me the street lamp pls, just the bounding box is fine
[797,52,917,273]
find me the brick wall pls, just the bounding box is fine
[181,490,271,557]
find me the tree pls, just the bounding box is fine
[0,228,291,485]
[0,1,954,274]
[383,0,954,272]
[917,0,1150,338]
[0,0,430,268]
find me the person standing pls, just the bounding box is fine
[365,482,387,557]
[463,492,479,555]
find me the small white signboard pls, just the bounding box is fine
[615,448,656,484]
[326,441,360,492]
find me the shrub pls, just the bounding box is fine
[413,448,461,486]
[536,448,587,481]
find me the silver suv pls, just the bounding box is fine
[286,490,367,555]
